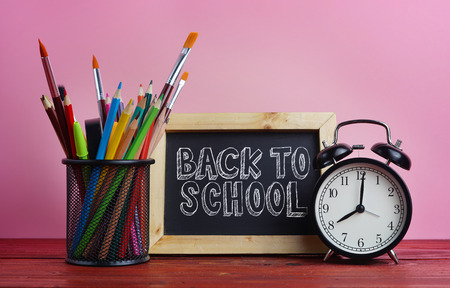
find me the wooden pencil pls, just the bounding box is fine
[105,99,133,160]
[64,95,77,159]
[137,84,144,103]
[40,95,68,157]
[115,114,139,160]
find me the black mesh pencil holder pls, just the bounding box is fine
[62,159,154,266]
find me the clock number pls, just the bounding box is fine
[322,204,330,213]
[387,221,394,231]
[342,233,348,242]
[394,204,400,214]
[376,234,382,244]
[328,220,335,230]
[356,171,365,180]
[329,188,338,198]
[376,175,380,185]
[388,187,395,197]
[358,238,364,247]
[341,176,348,186]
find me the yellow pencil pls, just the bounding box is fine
[107,122,118,151]
[105,99,133,160]
[115,114,139,159]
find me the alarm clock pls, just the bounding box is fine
[312,119,412,264]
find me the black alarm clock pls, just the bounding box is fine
[312,119,412,264]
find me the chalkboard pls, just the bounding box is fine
[164,131,319,235]
[149,112,336,254]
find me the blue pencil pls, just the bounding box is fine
[97,82,122,160]
[69,82,122,256]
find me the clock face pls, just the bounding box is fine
[313,158,412,258]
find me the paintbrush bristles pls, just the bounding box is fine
[92,55,99,69]
[181,72,189,81]
[38,39,48,57]
[183,32,198,49]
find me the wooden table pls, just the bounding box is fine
[1,239,449,287]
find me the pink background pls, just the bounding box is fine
[0,0,449,239]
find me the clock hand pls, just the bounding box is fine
[337,209,358,223]
[337,172,367,224]
[359,171,366,206]
[337,204,366,223]
[365,209,380,217]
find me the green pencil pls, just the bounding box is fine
[125,99,161,160]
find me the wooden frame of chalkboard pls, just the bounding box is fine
[149,112,336,254]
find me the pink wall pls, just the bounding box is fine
[0,0,449,239]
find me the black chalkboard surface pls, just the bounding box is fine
[148,112,336,254]
[164,131,320,235]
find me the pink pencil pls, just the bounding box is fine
[105,93,111,115]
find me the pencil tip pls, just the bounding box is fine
[38,38,48,57]
[92,55,99,69]
[150,80,153,85]
[118,82,122,89]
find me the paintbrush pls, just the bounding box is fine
[147,72,189,158]
[39,39,72,158]
[93,55,107,129]
[159,32,198,111]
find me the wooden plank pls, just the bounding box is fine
[165,112,336,132]
[149,235,326,254]
[1,240,450,287]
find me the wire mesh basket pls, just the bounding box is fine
[62,159,154,266]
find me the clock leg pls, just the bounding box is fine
[323,249,335,262]
[387,249,400,264]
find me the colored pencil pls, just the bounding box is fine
[64,95,77,159]
[115,114,139,159]
[139,93,163,159]
[39,39,72,158]
[105,93,111,115]
[105,99,133,160]
[125,99,161,160]
[97,82,122,160]
[93,55,107,130]
[142,81,153,125]
[116,99,124,122]
[159,32,198,114]
[40,95,67,157]
[128,94,146,130]
[107,122,118,151]
[138,84,144,103]
[130,213,141,255]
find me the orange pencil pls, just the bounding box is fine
[64,95,77,159]
[115,114,139,159]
